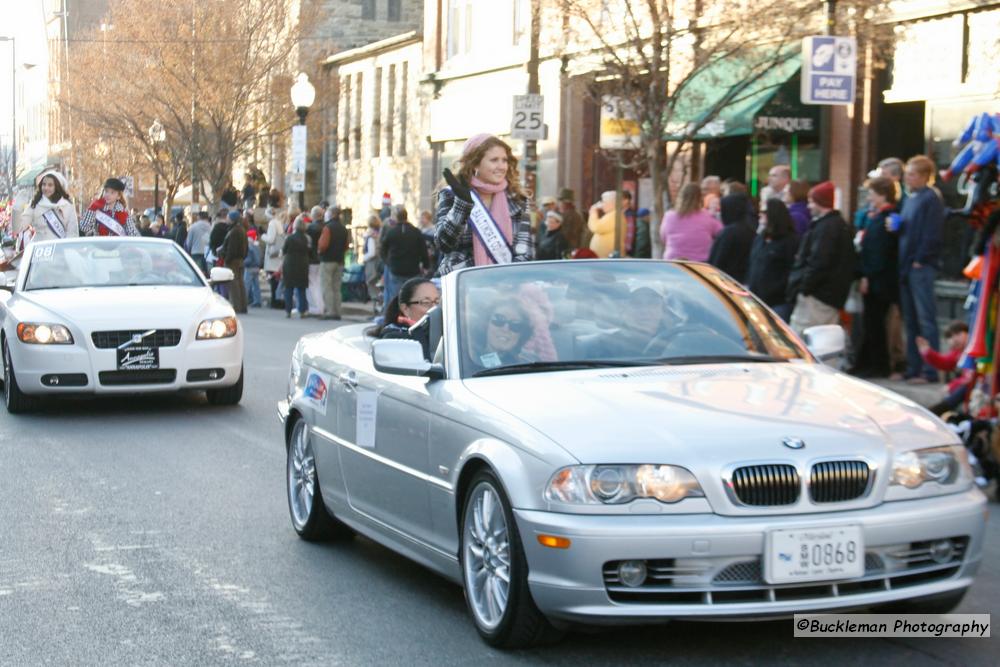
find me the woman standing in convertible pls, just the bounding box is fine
[435,134,534,275]
[19,170,79,244]
[79,177,140,237]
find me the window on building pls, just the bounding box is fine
[388,0,402,22]
[353,72,363,160]
[447,0,474,59]
[399,62,408,156]
[372,67,382,158]
[361,0,375,21]
[386,64,396,157]
[341,76,351,162]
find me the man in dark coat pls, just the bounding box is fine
[317,206,349,320]
[708,193,756,283]
[786,181,856,335]
[219,210,248,313]
[379,205,429,312]
[282,217,312,317]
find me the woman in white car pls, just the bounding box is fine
[20,170,79,244]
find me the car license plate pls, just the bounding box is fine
[764,525,864,584]
[116,346,159,370]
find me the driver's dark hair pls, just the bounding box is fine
[369,277,435,337]
[31,174,71,208]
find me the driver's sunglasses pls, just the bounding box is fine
[489,313,529,334]
[406,297,440,308]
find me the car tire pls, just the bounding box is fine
[206,366,244,406]
[459,469,562,649]
[875,587,968,615]
[3,339,40,414]
[286,417,354,541]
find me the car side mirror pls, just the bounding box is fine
[803,324,846,362]
[209,266,234,283]
[372,339,444,379]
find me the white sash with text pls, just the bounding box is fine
[95,210,126,236]
[468,190,513,265]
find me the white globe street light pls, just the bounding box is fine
[289,73,315,209]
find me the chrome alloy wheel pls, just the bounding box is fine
[287,420,317,530]
[463,481,512,630]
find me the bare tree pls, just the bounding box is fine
[62,0,312,212]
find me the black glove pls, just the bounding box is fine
[443,168,472,203]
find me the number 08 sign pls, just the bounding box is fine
[511,94,544,141]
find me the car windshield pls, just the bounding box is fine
[456,261,809,378]
[23,241,203,290]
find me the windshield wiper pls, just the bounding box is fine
[640,354,785,365]
[472,359,642,377]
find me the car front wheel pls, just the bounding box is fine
[460,469,561,648]
[3,339,40,414]
[206,366,243,405]
[286,417,353,541]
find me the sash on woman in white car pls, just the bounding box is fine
[95,210,126,236]
[41,209,67,239]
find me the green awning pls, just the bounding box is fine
[663,50,804,141]
[15,162,47,187]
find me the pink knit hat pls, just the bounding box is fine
[462,133,495,157]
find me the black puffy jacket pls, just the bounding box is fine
[785,210,856,309]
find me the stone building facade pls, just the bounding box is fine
[321,32,425,248]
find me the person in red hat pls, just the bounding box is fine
[80,178,140,236]
[785,180,856,335]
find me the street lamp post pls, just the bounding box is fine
[0,37,16,195]
[289,72,315,212]
[148,119,166,214]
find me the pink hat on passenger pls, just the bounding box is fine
[462,133,496,157]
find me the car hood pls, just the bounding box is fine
[12,286,228,326]
[462,362,954,465]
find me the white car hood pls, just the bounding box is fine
[14,286,227,326]
[463,362,954,464]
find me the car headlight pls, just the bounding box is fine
[890,445,971,489]
[545,465,704,505]
[17,322,73,344]
[196,316,238,340]
[288,350,302,396]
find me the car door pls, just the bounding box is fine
[335,358,434,543]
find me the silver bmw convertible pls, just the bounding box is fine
[277,260,986,648]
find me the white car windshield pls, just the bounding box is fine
[24,241,203,290]
[457,261,809,377]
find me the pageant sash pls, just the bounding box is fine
[95,209,126,236]
[42,209,67,238]
[468,190,513,265]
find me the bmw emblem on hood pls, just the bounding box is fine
[782,437,806,450]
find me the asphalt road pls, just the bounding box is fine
[1,307,996,665]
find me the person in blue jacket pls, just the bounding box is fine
[897,155,945,384]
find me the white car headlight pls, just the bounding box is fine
[890,445,972,490]
[196,316,238,340]
[545,465,704,505]
[17,322,73,344]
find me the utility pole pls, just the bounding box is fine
[190,0,200,208]
[523,0,540,202]
[819,0,835,181]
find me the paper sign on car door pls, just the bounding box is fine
[356,390,378,449]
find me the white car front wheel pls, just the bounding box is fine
[3,339,40,414]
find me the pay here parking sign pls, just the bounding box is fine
[801,36,856,105]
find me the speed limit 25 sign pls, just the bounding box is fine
[511,94,544,141]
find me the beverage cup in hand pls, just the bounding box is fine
[886,212,902,232]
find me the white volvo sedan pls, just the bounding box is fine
[278,260,986,648]
[0,237,244,412]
